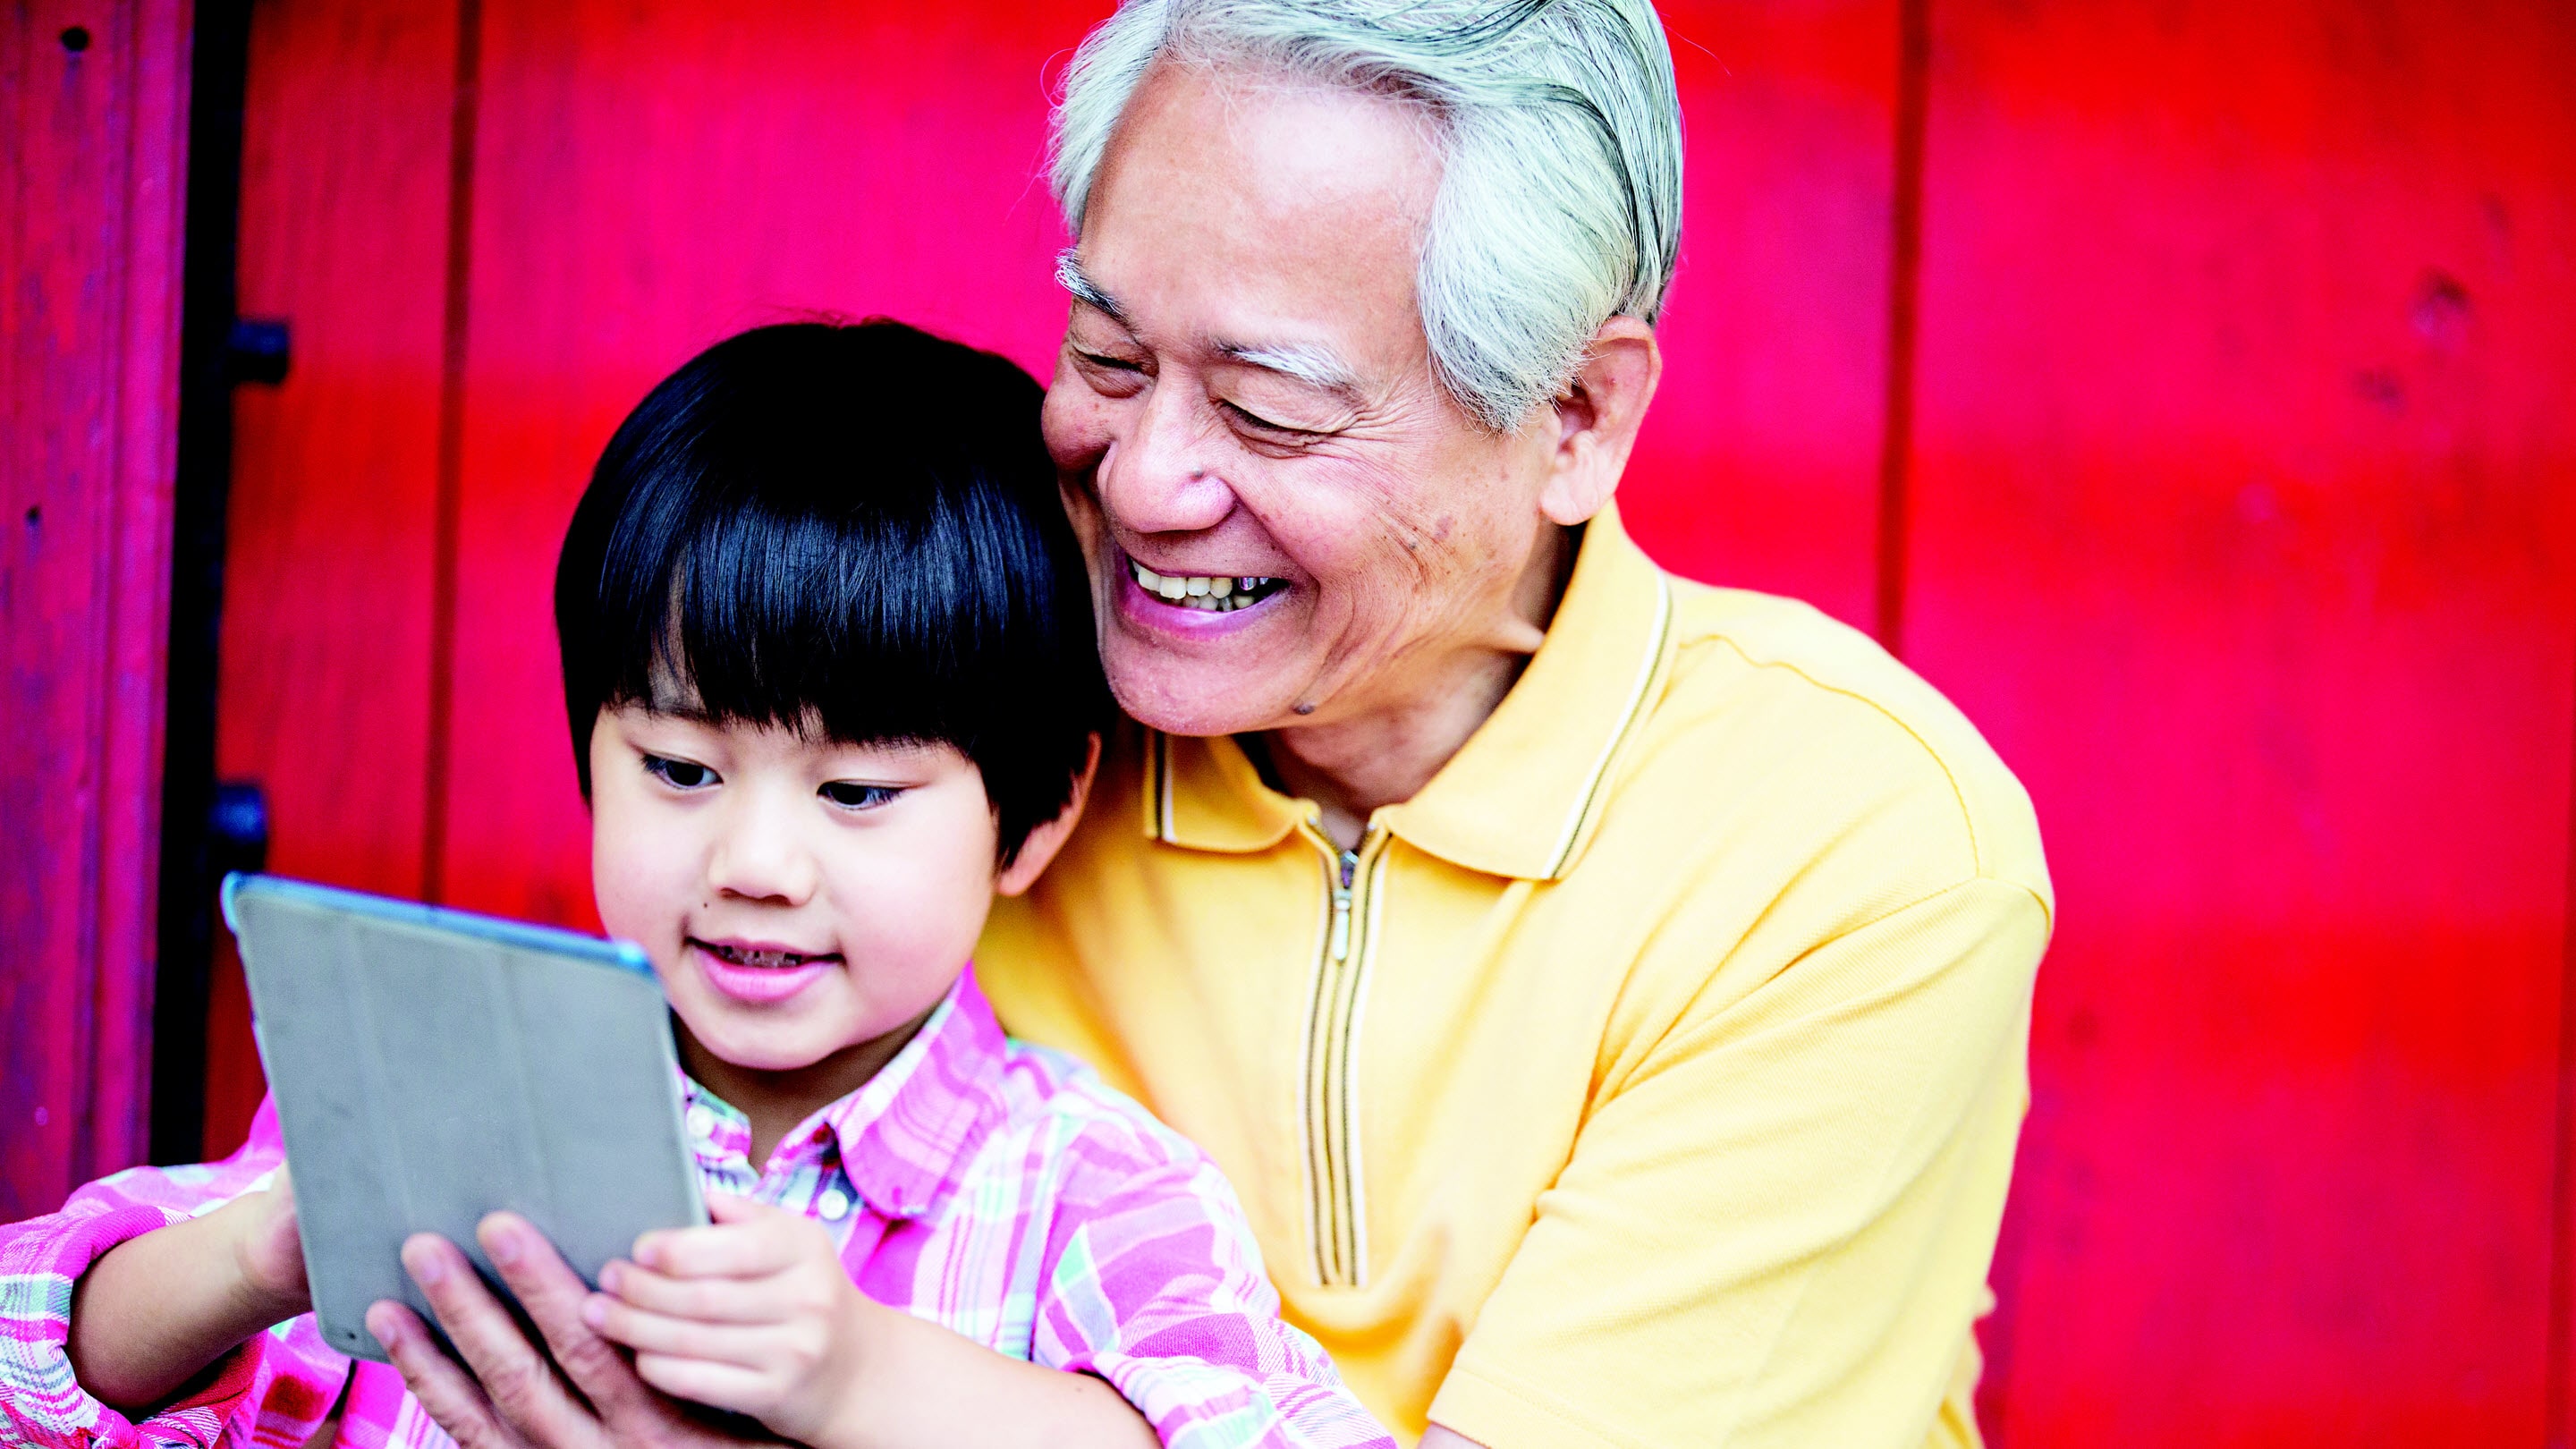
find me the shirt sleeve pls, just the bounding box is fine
[0,1097,351,1449]
[1030,1108,1397,1449]
[1428,877,2049,1449]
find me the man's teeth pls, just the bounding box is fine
[1130,561,1281,612]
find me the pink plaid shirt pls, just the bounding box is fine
[0,969,1392,1449]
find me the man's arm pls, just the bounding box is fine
[1426,879,2046,1449]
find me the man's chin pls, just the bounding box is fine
[1107,656,1314,741]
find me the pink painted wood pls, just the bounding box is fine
[0,0,192,1219]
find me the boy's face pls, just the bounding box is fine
[587,705,1051,1075]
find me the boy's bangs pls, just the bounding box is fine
[602,478,1061,756]
[556,319,1108,860]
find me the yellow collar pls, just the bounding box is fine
[1139,503,1677,880]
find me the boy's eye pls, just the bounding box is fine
[641,754,716,790]
[819,781,902,810]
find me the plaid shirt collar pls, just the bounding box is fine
[681,965,1013,1224]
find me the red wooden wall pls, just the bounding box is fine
[1,0,191,1223]
[197,1,2576,1443]
[1911,8,2576,1443]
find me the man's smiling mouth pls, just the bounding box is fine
[1128,557,1288,613]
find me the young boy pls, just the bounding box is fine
[0,321,1393,1449]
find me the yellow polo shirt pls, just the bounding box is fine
[979,504,2052,1448]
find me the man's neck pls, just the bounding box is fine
[1255,523,1578,850]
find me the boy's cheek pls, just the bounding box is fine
[589,858,663,958]
[590,861,664,948]
[589,794,689,953]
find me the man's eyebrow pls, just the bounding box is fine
[1216,340,1363,399]
[1056,251,1130,326]
[1059,250,1362,402]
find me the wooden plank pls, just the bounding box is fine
[0,0,191,1219]
[435,0,1119,923]
[199,0,463,1153]
[1624,0,1898,627]
[1899,4,2576,1442]
[426,0,1899,923]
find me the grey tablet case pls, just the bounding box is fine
[220,873,707,1363]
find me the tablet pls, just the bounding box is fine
[220,873,707,1363]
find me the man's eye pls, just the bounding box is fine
[819,782,902,810]
[1078,350,1144,373]
[1223,400,1320,438]
[642,754,716,790]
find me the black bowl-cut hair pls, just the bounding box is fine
[554,319,1112,865]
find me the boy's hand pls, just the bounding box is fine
[225,1166,311,1320]
[585,1191,882,1445]
[371,1215,775,1449]
[67,1164,313,1414]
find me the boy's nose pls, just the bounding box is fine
[705,803,819,905]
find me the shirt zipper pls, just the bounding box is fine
[1301,823,1382,1286]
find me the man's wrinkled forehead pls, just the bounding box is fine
[1063,58,1439,385]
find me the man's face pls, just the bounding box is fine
[1045,59,1563,738]
[588,705,1001,1074]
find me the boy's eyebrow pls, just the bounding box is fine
[631,699,720,727]
[636,675,719,723]
[1056,252,1131,327]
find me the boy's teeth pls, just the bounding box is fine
[1130,560,1279,612]
[713,943,814,970]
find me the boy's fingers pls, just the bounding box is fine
[401,1232,594,1446]
[701,1191,801,1227]
[630,1218,802,1279]
[368,1298,533,1449]
[583,1294,783,1368]
[598,1259,790,1325]
[630,1352,772,1420]
[472,1214,650,1423]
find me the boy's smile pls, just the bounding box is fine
[585,703,1084,1160]
[690,937,841,1005]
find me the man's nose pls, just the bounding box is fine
[705,792,818,905]
[1095,381,1234,536]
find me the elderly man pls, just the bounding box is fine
[353,4,2045,1446]
[978,2,2052,1447]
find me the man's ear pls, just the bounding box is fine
[996,733,1103,896]
[1536,315,1662,527]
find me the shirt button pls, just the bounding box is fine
[817,1187,852,1222]
[684,1105,715,1138]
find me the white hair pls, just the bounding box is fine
[1050,0,1684,430]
